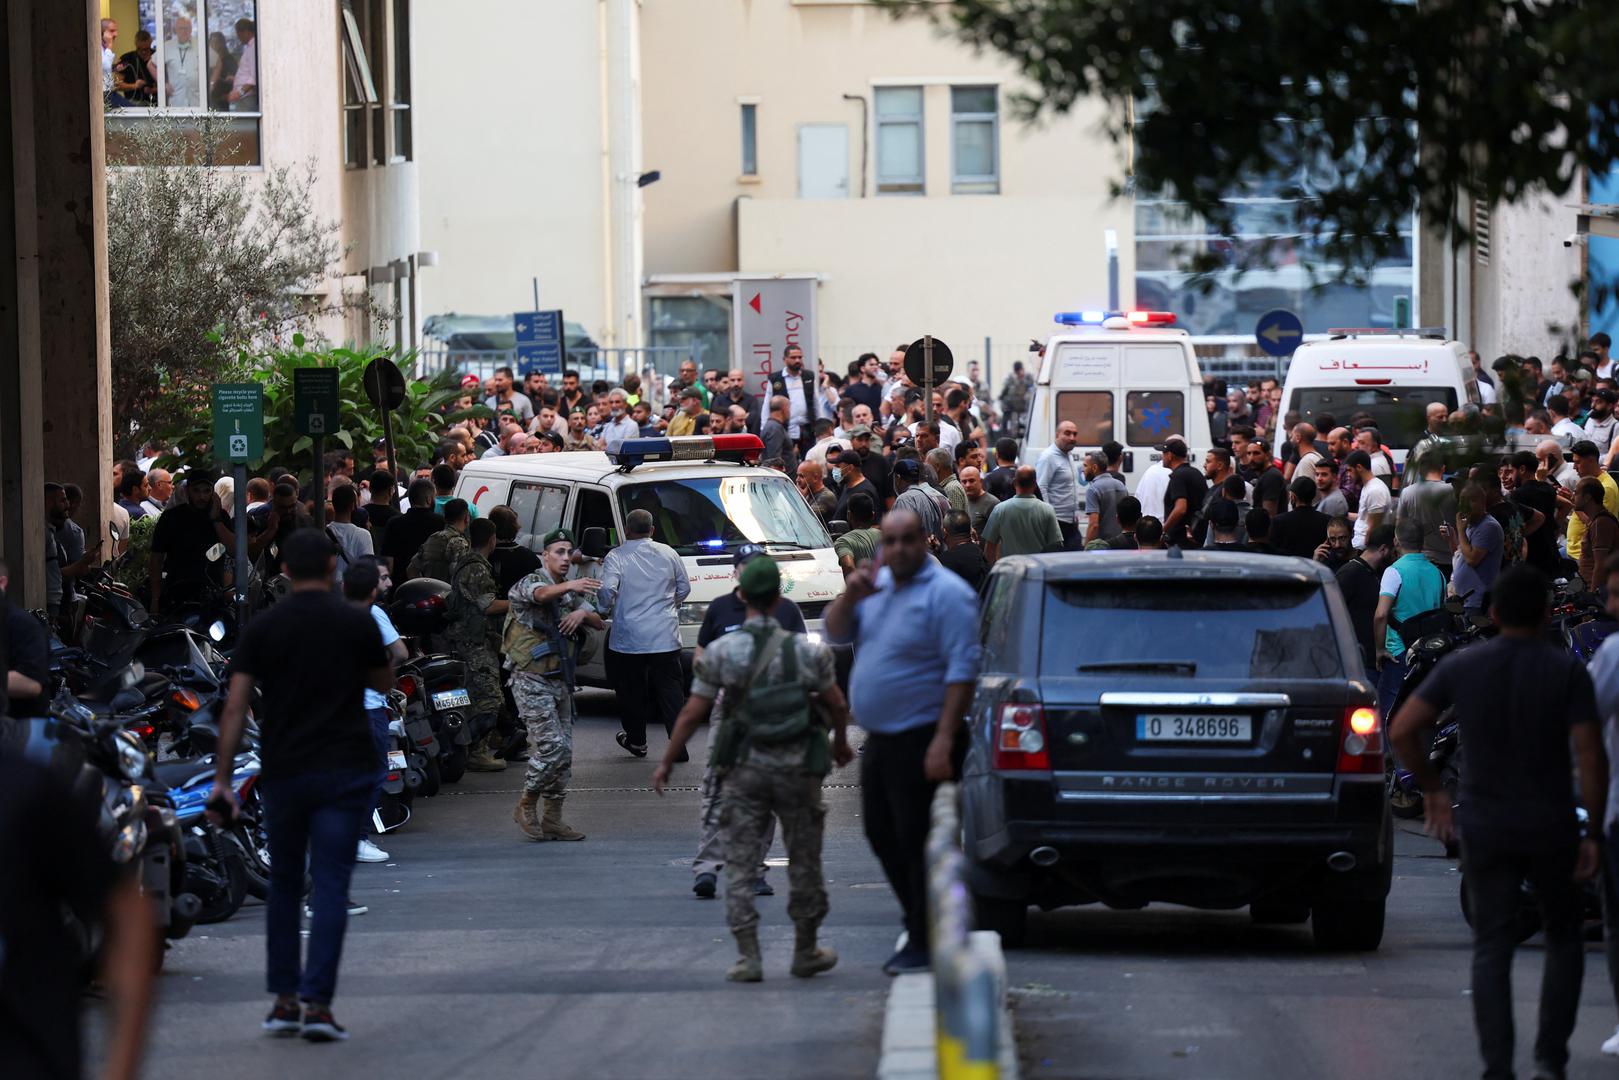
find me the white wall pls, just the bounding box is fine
[412,0,609,341]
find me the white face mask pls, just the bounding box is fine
[830,467,843,485]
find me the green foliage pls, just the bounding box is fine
[112,515,160,595]
[884,0,1619,281]
[156,344,466,479]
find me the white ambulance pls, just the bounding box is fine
[1020,310,1213,491]
[1278,329,1479,470]
[453,435,845,687]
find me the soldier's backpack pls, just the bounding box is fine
[711,625,830,775]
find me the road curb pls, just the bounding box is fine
[876,931,1019,1080]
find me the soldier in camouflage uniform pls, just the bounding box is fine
[445,518,508,772]
[654,558,854,982]
[504,528,603,841]
[406,497,471,583]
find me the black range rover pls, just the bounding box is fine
[961,550,1390,950]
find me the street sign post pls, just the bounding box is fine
[1255,309,1304,380]
[515,310,565,377]
[210,383,262,630]
[904,336,954,423]
[293,367,341,526]
[363,356,406,486]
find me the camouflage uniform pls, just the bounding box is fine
[446,549,501,739]
[506,568,593,797]
[691,615,836,936]
[409,526,469,583]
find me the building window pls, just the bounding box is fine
[951,86,999,194]
[341,5,377,169]
[341,0,409,168]
[103,0,262,167]
[740,102,758,177]
[875,86,923,195]
[391,0,412,161]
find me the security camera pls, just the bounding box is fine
[1565,232,1587,248]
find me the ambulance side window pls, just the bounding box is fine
[509,482,570,552]
[1055,391,1114,444]
[573,487,618,547]
[1125,391,1185,446]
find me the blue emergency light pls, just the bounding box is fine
[607,434,765,470]
[1053,310,1177,327]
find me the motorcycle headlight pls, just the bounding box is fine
[1415,635,1448,655]
[208,619,228,642]
[114,730,150,781]
[110,819,146,863]
[677,602,708,626]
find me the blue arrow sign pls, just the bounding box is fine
[1254,309,1304,358]
[514,310,564,376]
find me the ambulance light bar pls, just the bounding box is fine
[607,434,765,469]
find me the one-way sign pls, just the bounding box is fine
[515,310,564,377]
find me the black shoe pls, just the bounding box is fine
[262,1001,301,1036]
[300,1007,348,1042]
[882,943,931,976]
[675,746,690,763]
[754,874,774,897]
[693,872,717,899]
[616,731,648,758]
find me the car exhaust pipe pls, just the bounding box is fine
[1326,851,1357,872]
[1029,846,1060,867]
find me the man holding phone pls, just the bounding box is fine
[208,528,391,1043]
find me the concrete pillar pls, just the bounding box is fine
[31,0,113,583]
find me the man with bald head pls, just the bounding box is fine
[826,507,981,975]
[1536,438,1579,492]
[959,466,999,534]
[981,466,1062,562]
[1289,422,1324,482]
[142,467,174,517]
[1327,426,1362,512]
[712,369,760,433]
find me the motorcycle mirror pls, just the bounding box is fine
[827,519,851,538]
[206,543,227,562]
[109,522,121,542]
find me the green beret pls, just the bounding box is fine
[738,555,781,601]
[541,527,576,549]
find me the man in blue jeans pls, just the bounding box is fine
[209,528,391,1043]
[344,555,408,865]
[1371,519,1445,719]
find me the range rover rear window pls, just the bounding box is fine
[1043,582,1342,679]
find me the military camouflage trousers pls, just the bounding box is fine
[451,640,502,738]
[514,672,572,797]
[694,761,774,878]
[717,764,828,934]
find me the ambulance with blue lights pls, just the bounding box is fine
[1020,310,1213,493]
[452,434,845,686]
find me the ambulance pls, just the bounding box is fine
[453,434,845,687]
[1020,310,1213,491]
[1278,328,1479,469]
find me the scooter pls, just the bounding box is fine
[389,578,473,786]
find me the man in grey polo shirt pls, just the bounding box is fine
[1081,450,1126,543]
[1036,421,1081,550]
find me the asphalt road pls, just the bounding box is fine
[89,692,899,1080]
[1011,824,1619,1080]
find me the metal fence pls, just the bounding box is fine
[927,782,1006,1079]
[418,343,697,400]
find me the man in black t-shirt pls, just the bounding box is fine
[487,505,543,599]
[1334,524,1394,668]
[1160,439,1207,548]
[209,529,389,1043]
[149,470,234,614]
[1269,475,1332,558]
[379,479,444,579]
[689,546,807,899]
[1390,565,1606,1080]
[984,439,1020,503]
[937,510,988,591]
[0,559,48,719]
[1244,438,1288,516]
[829,449,881,524]
[1509,451,1564,577]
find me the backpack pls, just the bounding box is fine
[710,626,829,776]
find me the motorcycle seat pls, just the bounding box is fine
[153,758,213,789]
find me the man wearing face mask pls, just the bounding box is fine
[600,389,641,454]
[829,449,881,525]
[768,345,818,454]
[844,425,891,506]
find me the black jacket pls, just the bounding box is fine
[767,368,817,438]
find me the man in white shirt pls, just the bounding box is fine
[228,18,257,112]
[164,15,200,106]
[1549,393,1585,444]
[768,345,815,448]
[599,389,641,454]
[1347,450,1392,549]
[1536,439,1580,492]
[1134,435,1178,522]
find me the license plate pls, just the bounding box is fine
[386,749,408,769]
[431,688,471,710]
[1135,714,1252,743]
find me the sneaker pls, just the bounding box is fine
[882,943,931,976]
[356,838,389,863]
[262,1001,301,1036]
[615,731,648,758]
[1604,1027,1619,1056]
[1530,1064,1566,1080]
[693,872,717,899]
[304,899,368,918]
[300,1007,349,1043]
[754,874,774,897]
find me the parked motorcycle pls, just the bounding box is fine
[1386,598,1486,819]
[389,578,473,786]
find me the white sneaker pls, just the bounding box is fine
[1601,1025,1619,1056]
[356,838,389,863]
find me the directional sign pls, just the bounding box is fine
[211,383,264,464]
[904,336,954,388]
[293,367,340,437]
[1255,309,1304,357]
[514,309,565,377]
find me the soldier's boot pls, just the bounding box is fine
[466,735,507,772]
[540,798,585,841]
[789,921,838,978]
[513,790,546,841]
[727,929,763,983]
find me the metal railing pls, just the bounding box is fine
[418,343,697,394]
[927,782,1004,1080]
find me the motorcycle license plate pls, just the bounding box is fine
[1135,714,1252,744]
[432,688,472,710]
[386,750,408,769]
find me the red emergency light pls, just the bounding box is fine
[1127,310,1177,325]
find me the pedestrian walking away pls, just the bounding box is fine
[207,528,392,1043]
[654,556,853,982]
[598,508,690,760]
[504,528,603,842]
[826,508,980,975]
[1390,564,1607,1080]
[689,544,807,899]
[343,556,408,864]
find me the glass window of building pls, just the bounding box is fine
[740,103,758,177]
[875,86,924,195]
[950,86,999,194]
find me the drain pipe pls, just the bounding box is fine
[842,93,867,198]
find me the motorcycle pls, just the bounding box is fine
[1549,578,1618,660]
[389,579,473,787]
[157,754,251,924]
[1386,598,1486,820]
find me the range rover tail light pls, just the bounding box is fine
[1336,706,1383,773]
[993,703,1050,771]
